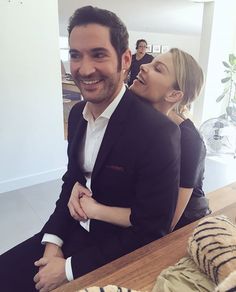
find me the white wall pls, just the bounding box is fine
[0,0,67,193]
[129,31,200,61]
[193,0,236,127]
[60,36,70,72]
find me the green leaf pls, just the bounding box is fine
[216,92,226,102]
[221,77,231,83]
[216,86,230,103]
[229,54,236,66]
[223,61,230,68]
[226,106,233,116]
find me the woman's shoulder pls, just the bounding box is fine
[180,119,199,135]
[180,119,206,152]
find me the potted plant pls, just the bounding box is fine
[216,53,236,123]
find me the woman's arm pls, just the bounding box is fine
[68,182,132,227]
[80,195,132,227]
[170,187,193,231]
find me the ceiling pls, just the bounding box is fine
[58,0,205,37]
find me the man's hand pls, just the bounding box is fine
[34,257,67,292]
[68,182,92,221]
[38,243,64,274]
[43,243,64,260]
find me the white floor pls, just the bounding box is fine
[0,179,62,255]
[0,156,236,255]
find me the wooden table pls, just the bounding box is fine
[53,184,236,292]
[207,180,236,213]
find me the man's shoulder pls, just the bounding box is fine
[122,90,180,155]
[124,89,158,115]
[69,101,86,120]
[124,89,178,130]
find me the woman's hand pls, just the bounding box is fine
[67,182,92,221]
[81,196,132,227]
[79,195,100,220]
[68,182,131,227]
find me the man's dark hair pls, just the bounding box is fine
[68,6,129,71]
[136,39,147,50]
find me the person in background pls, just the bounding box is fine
[127,39,153,86]
[0,7,180,292]
[130,48,211,230]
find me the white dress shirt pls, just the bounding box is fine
[41,85,126,280]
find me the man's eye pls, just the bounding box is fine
[94,52,106,59]
[70,53,80,59]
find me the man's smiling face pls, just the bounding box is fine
[69,23,124,106]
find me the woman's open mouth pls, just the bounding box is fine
[136,75,145,84]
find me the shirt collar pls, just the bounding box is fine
[82,84,126,122]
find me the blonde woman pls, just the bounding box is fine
[130,48,211,230]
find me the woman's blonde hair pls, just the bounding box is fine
[170,48,204,117]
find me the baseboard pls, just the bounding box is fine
[0,167,66,194]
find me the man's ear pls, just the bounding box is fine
[165,90,184,104]
[122,49,132,71]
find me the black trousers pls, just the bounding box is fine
[0,224,93,292]
[0,233,44,292]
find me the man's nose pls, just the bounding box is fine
[78,57,96,76]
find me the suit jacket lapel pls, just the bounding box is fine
[92,89,133,181]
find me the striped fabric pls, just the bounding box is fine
[188,215,236,292]
[76,285,141,292]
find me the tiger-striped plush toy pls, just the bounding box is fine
[188,215,236,292]
[76,285,141,292]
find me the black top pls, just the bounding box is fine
[175,118,210,229]
[128,53,154,86]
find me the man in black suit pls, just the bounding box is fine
[0,6,180,292]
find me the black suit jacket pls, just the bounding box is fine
[42,88,180,277]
